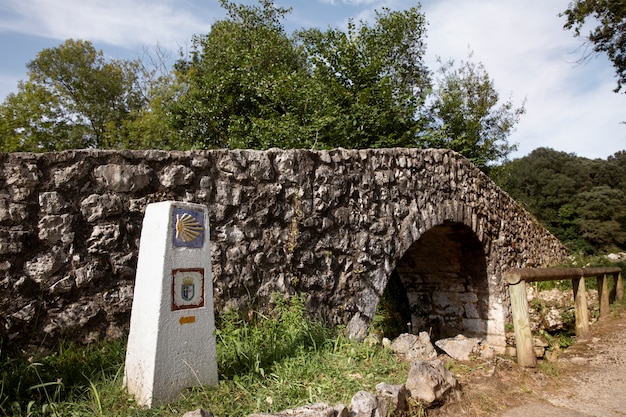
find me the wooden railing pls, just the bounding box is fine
[504,267,623,367]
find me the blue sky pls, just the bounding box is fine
[0,0,624,160]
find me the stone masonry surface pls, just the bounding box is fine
[0,148,568,351]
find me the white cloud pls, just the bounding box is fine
[421,0,626,159]
[0,0,215,52]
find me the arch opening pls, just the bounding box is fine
[380,222,489,341]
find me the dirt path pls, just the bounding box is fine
[502,310,626,417]
[429,307,626,416]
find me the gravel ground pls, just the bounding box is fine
[502,312,626,417]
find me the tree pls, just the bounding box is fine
[493,147,626,253]
[169,3,433,150]
[169,0,313,150]
[113,46,184,150]
[0,80,84,151]
[170,1,522,166]
[605,150,626,191]
[1,1,525,164]
[296,6,431,149]
[562,0,626,93]
[574,185,626,250]
[425,55,525,170]
[0,39,145,151]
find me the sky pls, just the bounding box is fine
[0,0,624,160]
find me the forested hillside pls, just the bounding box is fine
[493,148,626,254]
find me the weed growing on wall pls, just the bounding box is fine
[372,271,413,339]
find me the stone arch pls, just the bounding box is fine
[387,221,489,341]
[359,194,510,347]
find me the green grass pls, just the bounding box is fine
[0,339,127,416]
[1,294,408,416]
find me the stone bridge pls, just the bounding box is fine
[0,148,567,352]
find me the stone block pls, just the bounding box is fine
[159,164,194,188]
[87,223,121,253]
[24,251,64,282]
[93,164,151,192]
[80,193,123,222]
[38,214,74,244]
[53,162,87,188]
[38,191,68,214]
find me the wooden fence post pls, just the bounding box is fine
[616,272,624,302]
[506,273,537,368]
[572,277,590,340]
[597,273,610,318]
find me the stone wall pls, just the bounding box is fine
[0,148,568,351]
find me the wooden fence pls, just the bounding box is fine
[503,267,623,367]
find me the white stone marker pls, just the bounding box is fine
[124,201,217,407]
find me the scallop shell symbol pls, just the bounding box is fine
[175,213,203,243]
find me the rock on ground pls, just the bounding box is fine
[375,382,409,413]
[405,359,461,404]
[182,409,214,417]
[350,391,387,417]
[247,403,347,417]
[434,334,481,361]
[390,332,438,361]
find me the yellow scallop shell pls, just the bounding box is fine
[175,213,203,242]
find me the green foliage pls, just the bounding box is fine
[425,54,525,171]
[0,294,408,416]
[532,279,574,293]
[492,147,626,253]
[165,0,521,166]
[0,40,146,151]
[117,70,184,150]
[542,329,576,351]
[562,0,626,93]
[170,0,311,150]
[296,6,431,149]
[215,293,333,379]
[573,186,626,249]
[204,297,407,416]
